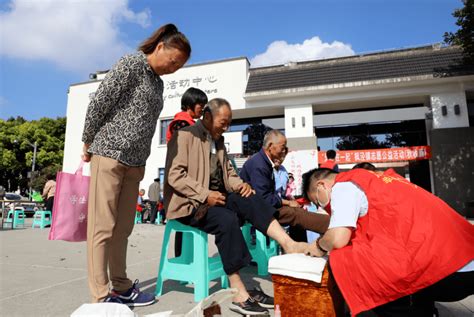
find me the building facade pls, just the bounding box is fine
[63,45,474,214]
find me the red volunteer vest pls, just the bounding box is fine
[166,111,196,142]
[329,169,474,315]
[320,159,337,170]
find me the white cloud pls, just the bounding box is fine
[0,0,151,73]
[250,36,355,67]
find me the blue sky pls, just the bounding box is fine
[0,0,464,120]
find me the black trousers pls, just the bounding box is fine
[177,193,275,275]
[328,260,474,317]
[45,196,54,213]
[149,201,158,223]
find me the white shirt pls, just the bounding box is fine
[328,181,473,272]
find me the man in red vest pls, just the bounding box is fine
[303,168,474,316]
[320,149,339,172]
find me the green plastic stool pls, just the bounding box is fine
[134,212,142,224]
[32,210,52,228]
[154,213,162,225]
[241,223,278,276]
[4,208,26,229]
[155,219,228,302]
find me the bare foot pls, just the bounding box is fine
[284,241,309,254]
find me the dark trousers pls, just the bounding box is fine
[328,260,474,317]
[45,196,54,213]
[149,201,158,223]
[276,206,329,234]
[177,193,275,274]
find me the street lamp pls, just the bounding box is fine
[13,139,37,200]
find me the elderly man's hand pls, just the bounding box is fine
[237,183,254,198]
[207,191,226,207]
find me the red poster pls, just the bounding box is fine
[318,146,431,164]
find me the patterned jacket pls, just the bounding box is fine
[82,51,164,166]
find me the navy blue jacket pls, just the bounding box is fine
[240,149,283,208]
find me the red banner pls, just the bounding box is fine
[318,146,431,164]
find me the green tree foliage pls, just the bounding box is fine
[0,116,66,195]
[444,0,474,64]
[243,123,272,155]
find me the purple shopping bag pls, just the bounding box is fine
[48,162,89,242]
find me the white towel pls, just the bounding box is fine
[268,253,328,283]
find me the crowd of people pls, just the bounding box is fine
[80,23,473,316]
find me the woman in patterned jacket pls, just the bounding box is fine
[81,23,190,306]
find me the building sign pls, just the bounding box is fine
[163,75,219,102]
[318,146,432,164]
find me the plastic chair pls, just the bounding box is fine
[241,222,278,276]
[32,210,52,228]
[134,212,142,224]
[155,219,228,302]
[4,208,26,229]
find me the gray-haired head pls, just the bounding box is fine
[202,98,231,118]
[263,129,286,148]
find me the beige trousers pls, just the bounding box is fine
[87,155,145,302]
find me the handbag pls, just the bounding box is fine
[48,161,89,242]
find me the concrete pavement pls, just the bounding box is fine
[0,218,472,317]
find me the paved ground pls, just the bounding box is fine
[0,218,472,317]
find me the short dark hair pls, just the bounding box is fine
[326,149,336,159]
[181,87,208,111]
[302,168,338,200]
[352,162,376,171]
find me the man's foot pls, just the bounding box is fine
[229,297,269,315]
[284,241,309,254]
[248,287,274,309]
[111,280,156,307]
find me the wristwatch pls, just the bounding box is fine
[316,237,328,254]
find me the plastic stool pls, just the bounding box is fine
[134,212,142,224]
[154,213,162,225]
[155,219,228,302]
[4,208,26,229]
[241,223,278,276]
[32,210,52,228]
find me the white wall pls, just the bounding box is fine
[430,90,469,129]
[284,105,314,138]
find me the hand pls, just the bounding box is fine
[207,191,226,207]
[305,241,327,257]
[288,200,301,208]
[82,143,91,162]
[237,183,254,198]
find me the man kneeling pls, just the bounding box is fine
[164,98,311,315]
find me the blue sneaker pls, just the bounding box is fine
[103,294,123,304]
[112,280,156,307]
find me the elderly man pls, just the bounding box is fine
[240,130,329,239]
[164,98,311,316]
[303,168,474,317]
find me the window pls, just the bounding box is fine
[159,119,172,145]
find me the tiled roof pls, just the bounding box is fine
[246,46,471,93]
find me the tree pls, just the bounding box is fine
[0,117,66,195]
[243,123,272,155]
[444,0,474,65]
[336,134,388,151]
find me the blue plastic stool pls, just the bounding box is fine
[155,219,228,302]
[134,212,142,224]
[4,208,26,228]
[241,223,278,276]
[32,210,52,228]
